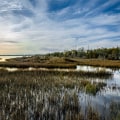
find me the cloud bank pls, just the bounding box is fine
[0,0,120,54]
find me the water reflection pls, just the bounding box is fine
[76,65,112,72]
[77,65,120,86]
[0,58,6,62]
[0,56,23,62]
[76,65,120,116]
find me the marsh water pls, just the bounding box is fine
[0,56,23,62]
[76,65,120,117]
[0,65,120,99]
[0,57,120,119]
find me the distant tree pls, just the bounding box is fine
[45,47,120,60]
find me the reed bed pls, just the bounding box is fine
[1,57,120,69]
[0,68,112,78]
[0,70,119,120]
[71,58,120,69]
[0,62,76,69]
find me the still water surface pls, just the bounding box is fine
[77,65,120,117]
[0,56,23,62]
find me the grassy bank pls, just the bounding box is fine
[1,57,120,69]
[0,62,76,68]
[68,58,120,69]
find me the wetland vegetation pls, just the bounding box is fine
[0,47,120,120]
[0,67,120,120]
[0,56,120,69]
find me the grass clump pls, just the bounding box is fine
[85,84,97,95]
[80,80,106,95]
[87,106,100,120]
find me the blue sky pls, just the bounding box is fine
[0,0,120,54]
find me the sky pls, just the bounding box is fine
[0,0,120,54]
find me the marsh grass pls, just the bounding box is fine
[0,62,76,69]
[109,102,120,120]
[79,80,106,95]
[1,57,120,69]
[85,84,98,95]
[0,69,116,120]
[0,70,111,89]
[71,58,120,69]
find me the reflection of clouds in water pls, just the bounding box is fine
[76,65,112,72]
[0,58,6,62]
[79,92,120,106]
[78,66,120,115]
[0,67,18,72]
[91,78,108,84]
[79,91,120,116]
[114,71,120,86]
[107,71,120,86]
[0,56,23,62]
[6,68,18,72]
[76,65,120,88]
[99,88,120,97]
[76,66,96,71]
[114,71,120,80]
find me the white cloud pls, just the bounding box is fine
[85,0,119,16]
[0,0,120,54]
[0,0,22,13]
[89,14,120,25]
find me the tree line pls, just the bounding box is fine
[46,47,120,60]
